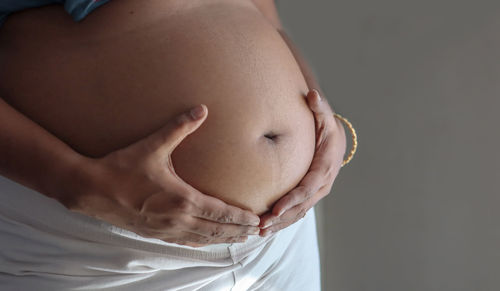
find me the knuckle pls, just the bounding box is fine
[323,163,338,180]
[218,214,232,224]
[200,208,215,220]
[206,209,219,220]
[171,193,194,212]
[176,199,193,213]
[163,216,182,229]
[175,114,192,129]
[262,217,276,228]
[229,236,247,243]
[196,236,210,244]
[297,185,313,199]
[189,222,202,233]
[210,226,225,238]
[162,218,176,229]
[181,190,196,203]
[316,123,329,142]
[297,207,307,220]
[245,226,259,235]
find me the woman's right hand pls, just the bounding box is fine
[62,105,260,246]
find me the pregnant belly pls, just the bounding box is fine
[0,0,316,215]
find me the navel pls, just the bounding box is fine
[263,131,280,143]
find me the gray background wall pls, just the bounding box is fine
[277,1,500,290]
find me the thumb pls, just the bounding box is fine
[306,89,333,120]
[144,104,208,156]
[306,89,324,114]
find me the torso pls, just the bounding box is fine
[0,0,315,215]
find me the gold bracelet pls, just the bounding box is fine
[333,113,358,167]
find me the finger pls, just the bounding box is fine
[162,233,249,245]
[188,217,260,238]
[181,236,249,247]
[271,169,324,216]
[259,212,278,229]
[189,190,260,226]
[306,89,333,117]
[305,91,335,150]
[260,205,309,236]
[260,204,314,237]
[260,220,295,237]
[264,184,329,229]
[143,104,208,155]
[155,181,261,226]
[261,207,305,235]
[199,235,248,245]
[260,221,288,237]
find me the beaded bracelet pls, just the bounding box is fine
[333,113,358,167]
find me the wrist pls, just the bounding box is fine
[43,152,96,210]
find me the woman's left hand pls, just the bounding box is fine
[259,89,347,236]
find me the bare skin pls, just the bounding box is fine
[70,104,263,246]
[0,97,261,246]
[251,0,347,235]
[259,89,346,236]
[0,0,347,244]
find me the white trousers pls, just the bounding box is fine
[0,175,321,290]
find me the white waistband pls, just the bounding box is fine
[0,175,303,268]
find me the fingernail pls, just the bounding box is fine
[262,220,272,229]
[249,227,260,235]
[190,105,205,120]
[250,217,260,226]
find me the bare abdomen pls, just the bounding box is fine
[0,0,315,214]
